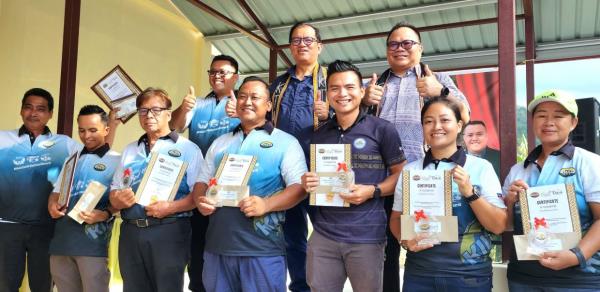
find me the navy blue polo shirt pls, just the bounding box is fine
[269,66,317,159]
[310,110,406,243]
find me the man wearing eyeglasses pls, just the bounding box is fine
[171,54,240,292]
[264,22,329,292]
[110,88,203,292]
[193,76,307,292]
[361,22,471,292]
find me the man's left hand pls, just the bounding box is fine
[339,184,375,205]
[145,201,172,218]
[239,196,268,217]
[539,250,580,271]
[416,64,444,97]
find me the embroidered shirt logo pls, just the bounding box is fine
[94,163,106,171]
[168,149,182,157]
[353,138,366,149]
[260,141,273,148]
[559,167,576,177]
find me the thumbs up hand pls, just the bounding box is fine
[314,91,329,121]
[363,73,384,106]
[225,89,238,118]
[416,64,444,98]
[181,86,196,112]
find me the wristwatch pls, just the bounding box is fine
[440,86,450,98]
[372,185,382,199]
[464,186,481,204]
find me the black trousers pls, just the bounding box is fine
[119,219,191,292]
[383,196,401,292]
[188,210,209,292]
[0,222,54,292]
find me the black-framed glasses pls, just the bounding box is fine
[207,70,236,77]
[291,37,318,46]
[138,107,169,116]
[387,40,420,51]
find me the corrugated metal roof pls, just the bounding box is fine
[172,0,600,77]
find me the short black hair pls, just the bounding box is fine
[78,105,109,125]
[386,22,421,44]
[239,76,270,95]
[464,120,487,130]
[289,22,322,43]
[421,96,462,124]
[22,88,54,111]
[211,54,239,73]
[326,60,363,85]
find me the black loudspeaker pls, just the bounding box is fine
[572,97,600,154]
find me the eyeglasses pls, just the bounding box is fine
[291,37,318,46]
[138,107,169,116]
[207,70,236,77]
[387,40,420,51]
[237,95,267,102]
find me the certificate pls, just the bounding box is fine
[207,154,256,207]
[309,144,352,207]
[91,65,142,123]
[514,183,581,260]
[58,153,79,210]
[67,181,107,224]
[400,170,458,242]
[135,152,188,206]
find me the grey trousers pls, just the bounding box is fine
[50,255,109,292]
[306,230,386,292]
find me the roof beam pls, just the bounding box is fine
[236,0,292,67]
[276,15,526,49]
[57,0,81,137]
[185,0,272,48]
[523,0,536,150]
[205,0,498,42]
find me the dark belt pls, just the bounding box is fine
[124,217,180,228]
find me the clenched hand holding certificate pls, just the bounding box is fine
[514,183,581,260]
[135,152,188,206]
[206,154,256,207]
[309,144,353,207]
[400,170,458,244]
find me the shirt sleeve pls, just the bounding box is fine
[110,146,130,191]
[185,144,204,190]
[501,163,523,198]
[379,120,406,166]
[280,139,308,186]
[477,160,506,209]
[196,141,217,184]
[580,150,600,203]
[436,72,470,112]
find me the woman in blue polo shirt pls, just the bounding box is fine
[503,90,600,291]
[390,97,507,291]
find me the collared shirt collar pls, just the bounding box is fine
[328,108,368,131]
[18,125,51,144]
[81,143,110,158]
[233,121,274,136]
[137,130,179,146]
[423,146,467,169]
[523,141,575,168]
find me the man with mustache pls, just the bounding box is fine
[0,88,81,292]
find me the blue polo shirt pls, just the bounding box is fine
[0,126,80,225]
[49,144,121,257]
[503,142,600,288]
[197,122,307,256]
[311,111,406,244]
[269,66,319,158]
[110,131,203,220]
[184,92,240,155]
[392,149,506,277]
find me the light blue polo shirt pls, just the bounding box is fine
[197,122,307,256]
[184,93,240,155]
[503,142,600,288]
[110,131,203,220]
[49,144,121,257]
[392,148,505,276]
[0,126,80,225]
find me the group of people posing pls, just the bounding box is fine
[1,21,599,292]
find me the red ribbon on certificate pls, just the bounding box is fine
[534,217,547,229]
[337,162,348,172]
[122,168,132,188]
[208,178,217,188]
[414,209,428,222]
